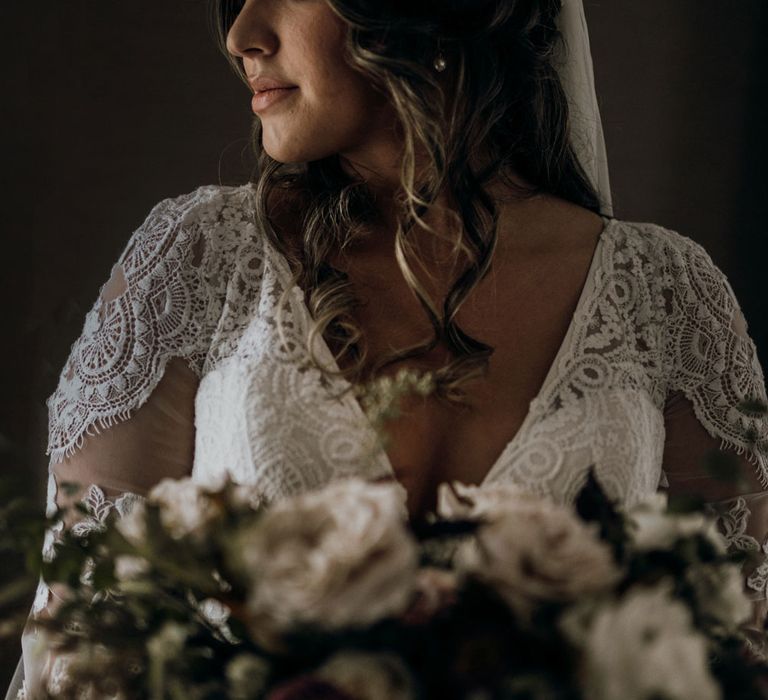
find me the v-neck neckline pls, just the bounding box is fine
[255,189,615,489]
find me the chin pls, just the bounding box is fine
[262,132,340,165]
[260,138,302,164]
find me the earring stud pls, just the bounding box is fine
[433,39,447,72]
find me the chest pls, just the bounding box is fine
[328,237,602,517]
[193,212,666,520]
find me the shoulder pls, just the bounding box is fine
[596,217,758,377]
[601,217,739,313]
[148,182,255,219]
[603,217,725,278]
[131,182,258,248]
[117,182,264,291]
[604,217,760,376]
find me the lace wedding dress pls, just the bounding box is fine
[6,183,767,698]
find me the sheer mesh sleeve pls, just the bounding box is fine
[661,235,768,657]
[16,187,228,698]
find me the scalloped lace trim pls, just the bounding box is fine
[706,496,768,601]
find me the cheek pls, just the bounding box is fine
[295,10,386,121]
[304,44,391,131]
[303,77,392,156]
[259,8,393,160]
[261,81,383,163]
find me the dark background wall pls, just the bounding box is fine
[1,0,766,688]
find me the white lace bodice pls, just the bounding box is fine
[10,183,768,698]
[43,183,768,499]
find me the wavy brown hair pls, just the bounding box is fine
[209,0,605,405]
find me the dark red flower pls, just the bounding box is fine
[267,675,357,700]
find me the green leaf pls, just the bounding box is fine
[575,467,626,560]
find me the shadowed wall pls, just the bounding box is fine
[1,0,766,688]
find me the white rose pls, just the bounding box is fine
[686,563,752,632]
[315,650,416,700]
[455,497,621,620]
[625,493,726,553]
[229,483,267,511]
[436,480,541,520]
[113,555,150,581]
[114,499,147,546]
[228,478,418,650]
[45,644,130,699]
[565,583,721,700]
[147,477,225,541]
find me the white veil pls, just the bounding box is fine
[554,0,613,217]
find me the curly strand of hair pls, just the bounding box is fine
[211,0,605,407]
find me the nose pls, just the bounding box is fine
[225,1,277,59]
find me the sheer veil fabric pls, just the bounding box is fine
[555,0,614,217]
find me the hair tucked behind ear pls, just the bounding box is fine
[209,0,604,406]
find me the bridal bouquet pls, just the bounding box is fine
[4,467,768,700]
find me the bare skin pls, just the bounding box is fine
[227,0,606,518]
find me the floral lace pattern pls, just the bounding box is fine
[71,484,145,537]
[705,495,768,658]
[663,238,768,487]
[707,496,768,600]
[751,537,768,599]
[45,185,237,464]
[32,479,145,616]
[708,497,761,556]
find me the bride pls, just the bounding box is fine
[7,0,767,696]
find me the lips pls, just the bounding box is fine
[249,76,297,93]
[251,87,298,114]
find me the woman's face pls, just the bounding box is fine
[226,0,399,173]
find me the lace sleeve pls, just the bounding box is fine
[662,233,768,483]
[661,234,768,656]
[46,187,229,464]
[17,186,232,699]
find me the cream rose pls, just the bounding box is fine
[566,583,721,700]
[113,554,150,581]
[453,495,621,620]
[44,642,136,699]
[624,492,726,553]
[686,563,752,632]
[114,499,147,546]
[228,478,419,650]
[436,480,541,520]
[146,477,225,541]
